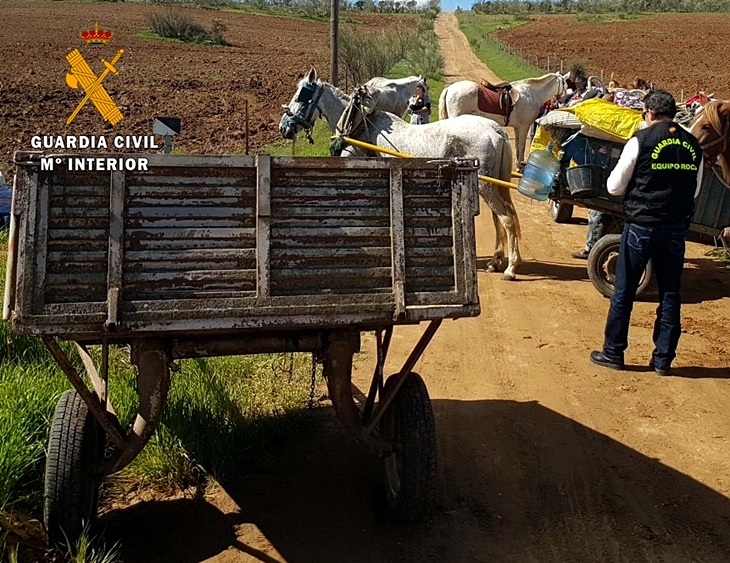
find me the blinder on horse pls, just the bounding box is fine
[281,81,324,143]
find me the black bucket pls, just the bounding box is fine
[565,165,604,198]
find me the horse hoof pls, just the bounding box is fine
[502,272,517,281]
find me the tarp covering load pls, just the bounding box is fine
[531,98,644,153]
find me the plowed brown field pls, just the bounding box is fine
[0,2,401,177]
[495,13,729,99]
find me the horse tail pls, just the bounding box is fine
[438,86,449,120]
[499,136,521,239]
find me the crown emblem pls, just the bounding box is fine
[80,22,112,45]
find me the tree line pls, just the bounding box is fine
[470,0,730,13]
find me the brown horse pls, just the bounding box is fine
[689,100,730,182]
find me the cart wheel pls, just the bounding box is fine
[549,200,574,223]
[587,234,654,298]
[379,372,436,522]
[44,390,104,546]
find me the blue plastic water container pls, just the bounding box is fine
[517,142,561,201]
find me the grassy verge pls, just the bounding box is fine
[0,222,318,558]
[456,12,544,81]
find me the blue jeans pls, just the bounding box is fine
[603,223,688,369]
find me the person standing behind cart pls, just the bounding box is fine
[408,83,431,125]
[590,89,703,376]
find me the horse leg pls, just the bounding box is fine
[498,185,523,280]
[514,125,529,167]
[487,210,505,273]
[481,183,522,280]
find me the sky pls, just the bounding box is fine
[440,1,467,11]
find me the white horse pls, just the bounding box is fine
[279,69,522,280]
[438,72,570,166]
[278,69,425,142]
[364,75,429,117]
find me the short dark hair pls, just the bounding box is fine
[643,89,677,119]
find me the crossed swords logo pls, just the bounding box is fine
[65,48,124,125]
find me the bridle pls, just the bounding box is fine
[555,73,568,99]
[281,81,324,144]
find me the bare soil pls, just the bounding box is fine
[0,1,401,176]
[6,7,730,562]
[494,13,730,99]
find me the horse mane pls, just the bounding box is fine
[515,73,555,85]
[698,101,730,182]
[319,80,350,102]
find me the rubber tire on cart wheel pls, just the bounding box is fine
[549,200,574,223]
[44,390,104,546]
[587,234,654,298]
[379,372,436,522]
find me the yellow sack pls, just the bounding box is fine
[571,98,643,141]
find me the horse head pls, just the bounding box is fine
[690,100,730,181]
[279,67,324,143]
[555,71,570,99]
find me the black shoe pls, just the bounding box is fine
[649,359,670,376]
[590,350,624,370]
[571,249,590,260]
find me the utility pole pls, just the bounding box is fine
[330,0,339,87]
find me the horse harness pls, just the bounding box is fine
[330,87,400,157]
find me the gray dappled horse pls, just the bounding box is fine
[279,71,523,280]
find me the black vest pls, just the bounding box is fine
[624,121,701,227]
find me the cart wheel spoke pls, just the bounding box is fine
[379,372,436,522]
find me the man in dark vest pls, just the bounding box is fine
[590,89,703,376]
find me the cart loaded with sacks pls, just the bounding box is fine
[533,100,730,298]
[4,152,482,543]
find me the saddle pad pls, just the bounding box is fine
[477,84,507,116]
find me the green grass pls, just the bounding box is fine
[456,12,544,81]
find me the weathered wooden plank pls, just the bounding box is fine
[125,227,256,240]
[126,206,254,218]
[271,206,389,218]
[256,154,271,301]
[271,186,389,197]
[49,196,110,208]
[48,228,109,241]
[125,249,256,261]
[46,272,108,285]
[389,164,406,318]
[126,218,254,229]
[47,261,107,273]
[271,226,392,238]
[107,170,125,328]
[272,266,392,280]
[125,259,254,272]
[48,217,111,230]
[124,238,256,251]
[127,197,252,208]
[127,184,256,196]
[48,250,108,262]
[49,207,109,218]
[123,269,257,283]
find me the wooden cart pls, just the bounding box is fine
[4,152,481,543]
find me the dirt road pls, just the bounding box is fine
[106,13,730,563]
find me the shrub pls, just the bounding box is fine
[146,9,230,45]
